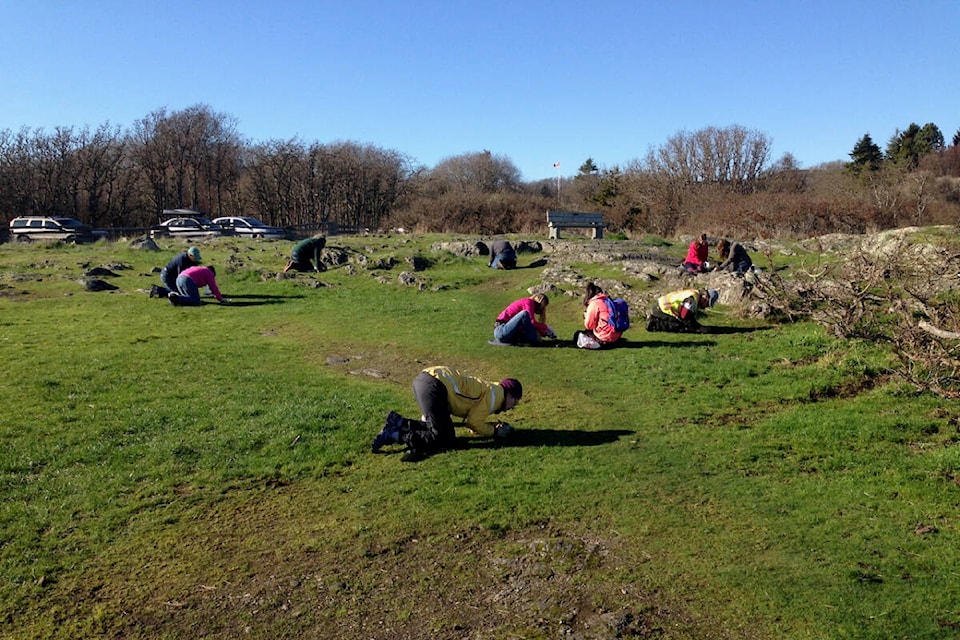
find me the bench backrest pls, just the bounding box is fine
[545,210,605,239]
[546,211,604,226]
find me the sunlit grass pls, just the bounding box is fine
[1,235,958,639]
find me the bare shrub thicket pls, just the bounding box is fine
[389,191,541,234]
[752,236,960,397]
[3,110,960,237]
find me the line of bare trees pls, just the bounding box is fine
[0,104,413,231]
[2,105,959,239]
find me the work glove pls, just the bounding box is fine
[494,422,514,439]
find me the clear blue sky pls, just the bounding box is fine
[1,0,957,181]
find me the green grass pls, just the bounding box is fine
[2,235,960,639]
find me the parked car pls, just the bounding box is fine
[213,216,286,239]
[9,216,99,242]
[150,216,222,239]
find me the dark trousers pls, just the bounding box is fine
[399,373,457,454]
[646,307,698,333]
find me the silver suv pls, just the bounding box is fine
[150,210,222,239]
[9,216,97,242]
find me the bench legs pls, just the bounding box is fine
[548,226,603,240]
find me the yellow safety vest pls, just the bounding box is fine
[657,289,699,319]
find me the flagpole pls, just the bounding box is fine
[554,162,561,205]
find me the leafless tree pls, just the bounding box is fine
[645,125,771,190]
[129,104,242,219]
[427,150,521,195]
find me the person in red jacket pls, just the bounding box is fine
[580,282,623,347]
[682,233,710,274]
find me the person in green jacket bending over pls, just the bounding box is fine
[283,236,326,272]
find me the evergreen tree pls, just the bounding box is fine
[917,122,944,154]
[578,158,599,175]
[848,133,883,173]
[886,122,943,168]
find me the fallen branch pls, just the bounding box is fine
[918,321,960,340]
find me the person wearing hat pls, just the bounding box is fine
[372,366,523,462]
[283,236,326,272]
[645,288,719,334]
[151,246,203,299]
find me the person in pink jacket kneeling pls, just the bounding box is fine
[169,265,225,306]
[492,293,555,346]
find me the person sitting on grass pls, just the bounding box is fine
[492,293,554,346]
[372,366,522,462]
[168,265,224,306]
[645,288,718,333]
[578,282,623,347]
[283,236,326,272]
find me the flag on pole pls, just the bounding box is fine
[553,162,560,167]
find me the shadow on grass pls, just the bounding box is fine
[700,325,773,335]
[499,326,771,350]
[521,258,548,269]
[213,293,306,307]
[227,294,306,299]
[464,428,634,450]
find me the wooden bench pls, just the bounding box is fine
[546,210,605,239]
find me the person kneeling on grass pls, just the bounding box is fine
[488,238,518,269]
[168,265,225,306]
[716,238,753,274]
[283,236,326,272]
[493,293,555,345]
[151,246,202,299]
[645,288,718,333]
[372,366,522,462]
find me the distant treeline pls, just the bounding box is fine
[2,104,959,239]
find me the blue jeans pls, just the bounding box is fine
[494,310,538,344]
[490,252,517,269]
[175,274,202,305]
[723,260,752,274]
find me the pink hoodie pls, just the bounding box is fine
[181,266,223,301]
[496,297,550,337]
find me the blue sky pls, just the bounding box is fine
[1,0,957,181]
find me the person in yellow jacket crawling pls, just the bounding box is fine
[646,288,719,334]
[372,366,522,462]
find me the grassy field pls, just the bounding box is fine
[1,234,959,639]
